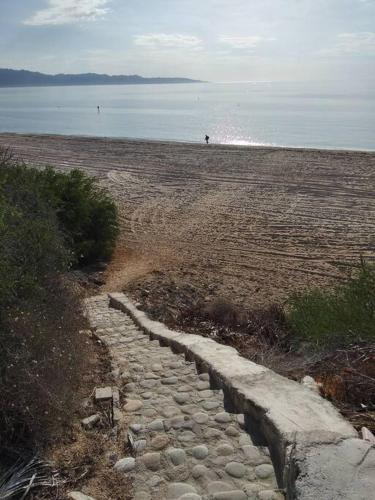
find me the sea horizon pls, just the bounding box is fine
[1,80,374,151]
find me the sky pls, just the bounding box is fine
[0,0,374,83]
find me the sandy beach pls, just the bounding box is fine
[1,133,374,307]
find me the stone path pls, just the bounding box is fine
[85,295,284,500]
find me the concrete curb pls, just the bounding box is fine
[108,292,375,500]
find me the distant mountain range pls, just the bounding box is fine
[0,68,202,87]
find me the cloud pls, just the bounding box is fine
[219,36,275,49]
[24,0,110,26]
[319,32,375,56]
[134,33,202,50]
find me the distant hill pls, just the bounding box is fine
[0,68,202,87]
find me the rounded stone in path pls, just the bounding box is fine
[162,406,182,418]
[151,363,163,371]
[202,401,220,411]
[114,457,136,472]
[125,382,136,392]
[236,414,245,428]
[225,461,247,478]
[124,400,143,412]
[167,447,187,466]
[129,423,142,434]
[134,439,147,454]
[255,464,274,479]
[242,445,262,462]
[144,408,158,417]
[198,373,210,381]
[192,412,209,424]
[192,445,209,459]
[140,452,161,471]
[174,393,191,405]
[199,389,214,398]
[204,428,222,439]
[178,385,192,392]
[225,425,239,437]
[214,412,232,423]
[238,434,252,446]
[192,464,210,479]
[162,376,178,385]
[148,419,165,432]
[141,392,153,399]
[178,431,196,443]
[144,372,159,380]
[151,434,169,450]
[167,483,197,499]
[216,443,234,456]
[196,380,210,391]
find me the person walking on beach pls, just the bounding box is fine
[97,105,100,113]
[205,134,210,144]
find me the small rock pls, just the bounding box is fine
[140,452,161,471]
[162,376,178,385]
[216,443,234,456]
[144,408,158,417]
[255,464,274,479]
[81,414,100,430]
[129,423,142,434]
[242,445,262,462]
[167,447,187,466]
[95,386,112,402]
[141,392,153,399]
[178,431,196,442]
[202,401,220,411]
[225,425,239,437]
[167,483,197,499]
[192,464,210,479]
[199,390,214,398]
[301,375,320,393]
[148,419,165,432]
[174,393,191,405]
[225,462,246,478]
[125,382,136,392]
[114,457,136,472]
[214,412,232,424]
[151,363,163,371]
[178,385,192,392]
[198,373,210,381]
[147,475,163,488]
[144,372,159,379]
[196,381,210,391]
[192,413,209,424]
[162,406,182,418]
[204,428,222,439]
[133,439,147,454]
[151,434,169,450]
[238,434,252,446]
[124,400,143,412]
[192,445,209,460]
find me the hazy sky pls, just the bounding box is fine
[0,0,374,83]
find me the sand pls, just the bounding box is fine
[1,133,374,306]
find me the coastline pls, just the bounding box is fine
[1,131,375,153]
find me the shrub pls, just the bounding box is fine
[287,259,375,347]
[39,167,119,265]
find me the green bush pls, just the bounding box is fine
[287,259,375,347]
[0,148,119,451]
[39,167,119,265]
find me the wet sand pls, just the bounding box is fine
[1,133,374,306]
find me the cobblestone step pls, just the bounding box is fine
[85,295,283,500]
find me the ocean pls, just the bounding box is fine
[0,81,374,151]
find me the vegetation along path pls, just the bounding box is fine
[85,294,283,500]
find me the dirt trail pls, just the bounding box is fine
[1,133,374,306]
